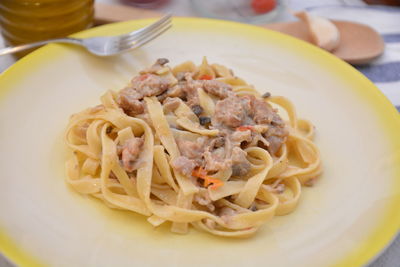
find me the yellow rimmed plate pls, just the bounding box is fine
[0,18,399,267]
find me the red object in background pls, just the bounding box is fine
[251,0,277,14]
[363,0,400,5]
[122,0,168,8]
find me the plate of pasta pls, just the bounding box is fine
[0,17,399,267]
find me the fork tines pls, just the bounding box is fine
[117,14,172,51]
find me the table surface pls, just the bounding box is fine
[0,0,399,266]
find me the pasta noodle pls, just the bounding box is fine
[65,57,322,237]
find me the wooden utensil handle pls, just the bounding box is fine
[94,3,162,25]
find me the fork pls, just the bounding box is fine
[0,14,172,57]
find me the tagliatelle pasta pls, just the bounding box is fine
[65,57,322,237]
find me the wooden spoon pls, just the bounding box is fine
[95,3,162,25]
[95,3,384,65]
[263,20,384,65]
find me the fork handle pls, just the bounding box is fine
[0,38,82,56]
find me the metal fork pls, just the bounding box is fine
[0,14,172,57]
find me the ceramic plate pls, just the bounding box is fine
[0,18,399,267]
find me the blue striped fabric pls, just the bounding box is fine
[357,62,400,83]
[382,34,400,43]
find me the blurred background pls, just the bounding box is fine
[0,0,399,266]
[1,0,400,108]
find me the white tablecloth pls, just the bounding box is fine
[0,0,399,266]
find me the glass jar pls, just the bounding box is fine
[0,0,94,46]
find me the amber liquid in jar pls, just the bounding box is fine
[0,0,94,47]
